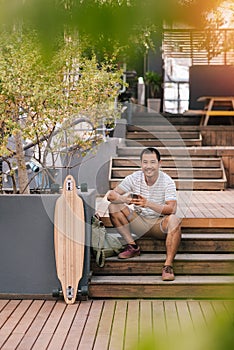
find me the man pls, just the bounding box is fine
[107,147,181,281]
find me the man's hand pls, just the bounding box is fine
[131,195,177,215]
[130,194,148,207]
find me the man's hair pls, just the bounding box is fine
[140,147,161,161]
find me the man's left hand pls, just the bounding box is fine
[131,194,148,207]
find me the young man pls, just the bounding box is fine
[107,147,181,281]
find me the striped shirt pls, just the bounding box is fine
[118,170,177,218]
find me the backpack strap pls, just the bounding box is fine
[96,249,105,268]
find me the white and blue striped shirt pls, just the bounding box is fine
[118,170,177,218]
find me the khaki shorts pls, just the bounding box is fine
[127,209,168,239]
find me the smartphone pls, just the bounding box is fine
[131,193,139,199]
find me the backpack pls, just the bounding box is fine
[91,215,123,267]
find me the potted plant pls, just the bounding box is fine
[145,71,162,112]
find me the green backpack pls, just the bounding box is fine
[91,215,123,267]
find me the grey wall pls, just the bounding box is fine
[68,120,127,196]
[0,191,95,297]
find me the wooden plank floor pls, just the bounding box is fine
[96,189,234,228]
[0,299,233,350]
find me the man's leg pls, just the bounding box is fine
[108,203,140,259]
[162,214,181,266]
[108,203,135,244]
[161,214,181,280]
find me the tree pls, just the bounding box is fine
[0,29,123,193]
[0,0,227,193]
[0,1,224,59]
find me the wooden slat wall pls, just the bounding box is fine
[199,128,234,187]
[163,29,234,65]
[201,127,234,146]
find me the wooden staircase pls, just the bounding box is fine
[88,123,234,299]
[125,125,202,147]
[89,227,234,299]
[109,125,227,190]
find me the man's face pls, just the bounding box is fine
[141,152,160,179]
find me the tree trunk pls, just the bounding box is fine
[14,130,30,194]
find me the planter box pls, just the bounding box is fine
[0,191,95,298]
[147,98,161,113]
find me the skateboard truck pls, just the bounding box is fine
[66,178,73,191]
[52,285,88,301]
[66,286,74,300]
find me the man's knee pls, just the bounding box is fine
[109,202,123,215]
[108,202,117,214]
[170,214,181,226]
[108,203,130,218]
[164,214,181,233]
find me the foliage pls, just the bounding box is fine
[0,0,224,59]
[144,71,162,98]
[198,1,234,62]
[0,28,123,193]
[0,0,227,193]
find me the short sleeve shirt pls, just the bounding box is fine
[117,170,177,218]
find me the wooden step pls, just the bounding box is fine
[103,230,234,253]
[125,139,202,147]
[89,275,234,299]
[117,146,219,158]
[99,216,234,229]
[112,157,221,168]
[138,233,234,253]
[126,131,201,139]
[111,167,223,179]
[91,253,234,275]
[127,125,201,132]
[127,115,200,126]
[109,178,226,190]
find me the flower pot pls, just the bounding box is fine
[147,98,161,113]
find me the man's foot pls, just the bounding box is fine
[162,265,175,281]
[118,244,140,259]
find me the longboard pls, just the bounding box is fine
[54,175,85,304]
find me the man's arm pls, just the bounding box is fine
[107,188,132,205]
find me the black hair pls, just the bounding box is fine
[140,147,161,161]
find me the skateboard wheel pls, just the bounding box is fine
[52,288,62,298]
[80,183,88,192]
[80,286,88,296]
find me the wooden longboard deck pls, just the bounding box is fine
[54,175,85,304]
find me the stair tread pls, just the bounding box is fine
[112,167,221,171]
[112,166,222,173]
[126,138,201,141]
[108,233,234,239]
[110,178,226,182]
[181,233,234,239]
[112,157,221,160]
[91,275,234,285]
[117,146,233,155]
[104,253,234,262]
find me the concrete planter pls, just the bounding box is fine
[0,123,128,298]
[0,191,95,298]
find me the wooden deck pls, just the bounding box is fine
[0,299,233,350]
[96,189,234,228]
[1,191,234,349]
